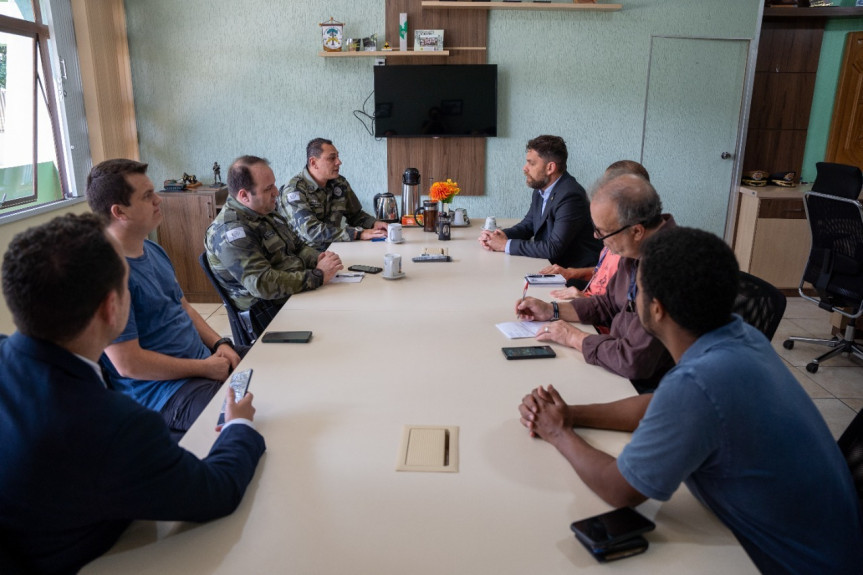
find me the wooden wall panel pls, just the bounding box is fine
[743,128,808,172]
[383,0,489,197]
[743,17,825,175]
[70,0,140,164]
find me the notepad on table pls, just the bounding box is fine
[524,274,566,286]
[332,272,364,283]
[496,321,549,339]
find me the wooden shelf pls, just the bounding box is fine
[421,1,622,11]
[764,6,863,19]
[318,49,450,58]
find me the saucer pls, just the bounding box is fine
[382,272,406,280]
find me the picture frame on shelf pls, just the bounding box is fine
[414,29,444,52]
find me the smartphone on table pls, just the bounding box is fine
[347,265,382,274]
[570,507,655,563]
[501,345,556,360]
[217,368,253,426]
[261,331,313,343]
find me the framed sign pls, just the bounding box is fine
[414,29,444,52]
[320,17,344,52]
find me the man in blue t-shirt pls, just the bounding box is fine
[87,159,242,438]
[519,227,863,573]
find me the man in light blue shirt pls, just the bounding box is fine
[519,226,863,573]
[87,159,243,439]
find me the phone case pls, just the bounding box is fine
[575,534,648,563]
[570,507,655,549]
[501,346,556,360]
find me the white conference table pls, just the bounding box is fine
[84,221,756,574]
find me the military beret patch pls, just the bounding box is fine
[225,227,246,242]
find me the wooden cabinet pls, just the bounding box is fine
[733,185,810,291]
[156,187,227,303]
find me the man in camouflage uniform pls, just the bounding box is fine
[205,155,343,335]
[279,138,388,250]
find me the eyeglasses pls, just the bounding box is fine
[593,223,635,241]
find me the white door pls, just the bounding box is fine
[641,36,750,237]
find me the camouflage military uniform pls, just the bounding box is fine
[278,168,377,250]
[205,196,323,312]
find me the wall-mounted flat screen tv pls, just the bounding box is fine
[374,64,498,138]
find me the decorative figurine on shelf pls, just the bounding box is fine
[182,172,201,189]
[320,17,344,52]
[383,40,391,51]
[212,162,223,187]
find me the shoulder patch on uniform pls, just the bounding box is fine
[333,186,343,198]
[287,191,301,203]
[225,227,246,242]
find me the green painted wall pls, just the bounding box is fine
[123,0,760,232]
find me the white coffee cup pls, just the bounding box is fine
[483,216,497,231]
[384,253,402,278]
[387,223,403,243]
[452,208,469,226]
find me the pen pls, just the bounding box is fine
[337,273,363,277]
[522,280,529,302]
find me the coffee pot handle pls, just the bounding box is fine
[415,206,425,226]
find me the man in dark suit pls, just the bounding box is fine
[479,135,601,268]
[0,213,266,574]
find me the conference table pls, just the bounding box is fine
[83,221,756,574]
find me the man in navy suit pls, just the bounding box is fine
[0,213,266,574]
[479,135,601,268]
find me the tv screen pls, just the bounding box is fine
[374,64,497,138]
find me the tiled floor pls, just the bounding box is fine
[191,297,863,439]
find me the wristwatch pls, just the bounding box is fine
[551,301,560,322]
[211,337,235,353]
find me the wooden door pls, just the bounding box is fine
[826,32,863,169]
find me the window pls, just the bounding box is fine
[0,0,79,218]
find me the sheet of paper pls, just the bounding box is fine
[332,273,364,283]
[495,321,548,339]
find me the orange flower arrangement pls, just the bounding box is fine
[429,178,460,204]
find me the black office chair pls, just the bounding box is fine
[198,252,256,347]
[812,161,863,200]
[734,272,786,342]
[838,409,863,505]
[782,188,863,373]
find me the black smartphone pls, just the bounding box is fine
[217,368,253,426]
[570,507,655,561]
[261,330,313,343]
[348,265,383,274]
[501,345,556,360]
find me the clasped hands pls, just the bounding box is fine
[519,384,574,444]
[478,228,507,252]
